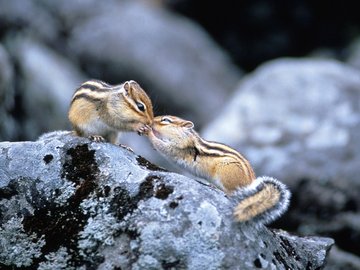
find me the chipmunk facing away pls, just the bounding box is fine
[141,115,290,226]
[68,79,154,144]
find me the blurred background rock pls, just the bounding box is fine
[1,0,360,268]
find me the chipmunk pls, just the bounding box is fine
[140,115,290,226]
[68,79,154,144]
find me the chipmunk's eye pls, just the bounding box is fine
[161,117,172,124]
[136,102,145,112]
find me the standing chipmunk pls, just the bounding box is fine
[68,79,154,144]
[140,115,290,226]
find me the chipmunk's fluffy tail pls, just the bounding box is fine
[233,176,291,226]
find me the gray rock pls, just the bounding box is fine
[0,43,17,141]
[0,132,333,269]
[0,44,14,109]
[346,37,360,70]
[326,246,360,270]
[6,36,86,140]
[67,0,241,125]
[202,58,360,187]
[0,0,59,43]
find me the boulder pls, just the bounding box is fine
[326,246,360,270]
[346,37,360,70]
[0,44,17,141]
[0,0,59,43]
[5,36,86,140]
[0,132,333,269]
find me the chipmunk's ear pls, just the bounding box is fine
[182,121,194,129]
[123,81,131,96]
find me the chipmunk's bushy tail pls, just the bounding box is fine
[233,176,291,226]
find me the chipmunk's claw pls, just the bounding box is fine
[119,144,134,152]
[89,135,106,142]
[137,125,151,136]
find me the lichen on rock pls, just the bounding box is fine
[0,132,334,269]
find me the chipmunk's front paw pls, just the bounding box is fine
[88,135,106,143]
[137,125,151,136]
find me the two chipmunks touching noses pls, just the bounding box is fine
[68,79,291,226]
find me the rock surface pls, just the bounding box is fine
[0,132,333,269]
[0,44,16,141]
[326,246,360,270]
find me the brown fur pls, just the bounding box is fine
[68,99,98,129]
[214,160,253,192]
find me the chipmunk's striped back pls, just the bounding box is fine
[195,136,256,182]
[71,79,114,105]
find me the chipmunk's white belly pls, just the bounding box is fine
[80,117,116,136]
